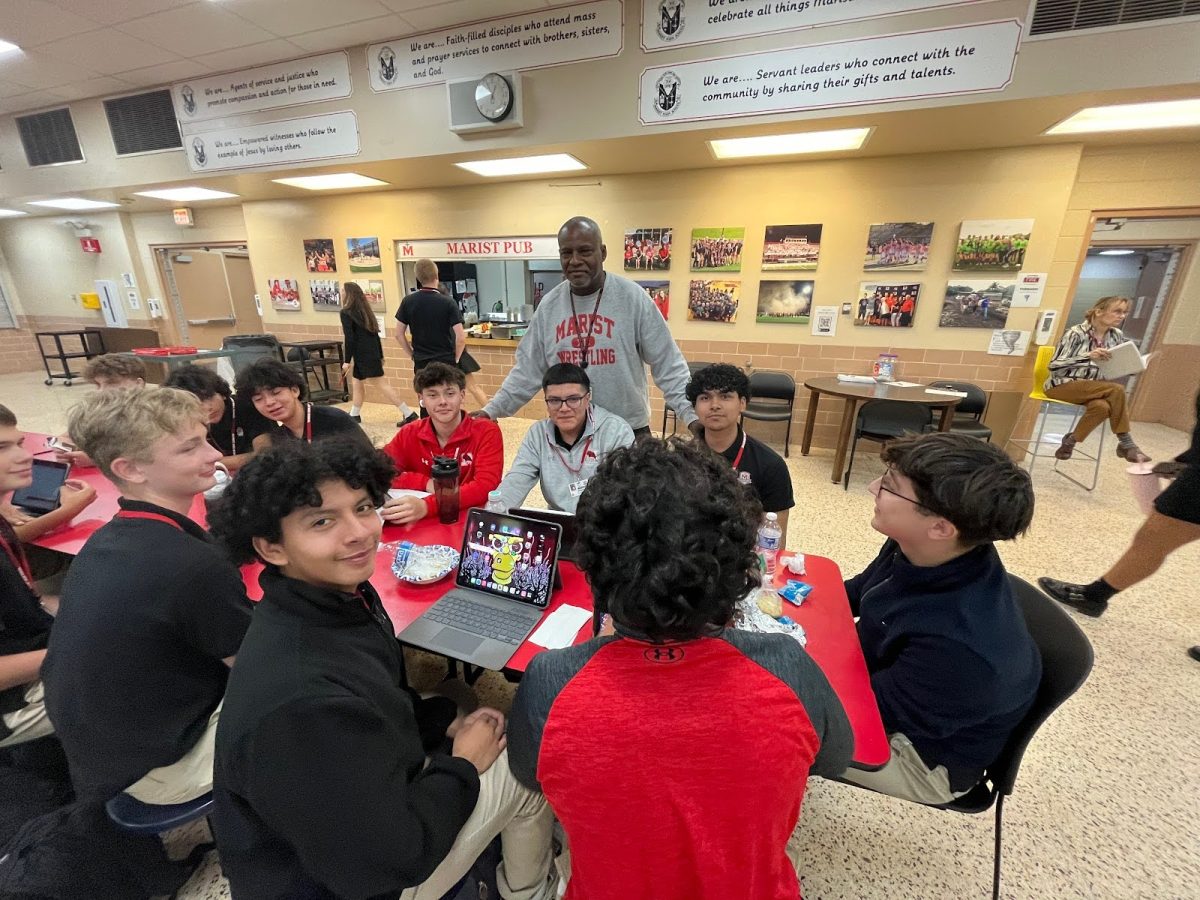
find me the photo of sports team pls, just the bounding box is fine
[623,228,672,271]
[267,278,300,311]
[863,222,933,271]
[346,236,382,273]
[940,279,1015,328]
[636,280,670,319]
[855,283,921,327]
[761,223,822,271]
[952,219,1033,271]
[303,238,337,273]
[310,279,341,311]
[690,227,744,272]
[688,279,740,322]
[756,280,814,324]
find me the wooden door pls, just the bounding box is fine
[165,250,240,349]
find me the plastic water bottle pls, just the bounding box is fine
[756,512,782,578]
[485,490,506,514]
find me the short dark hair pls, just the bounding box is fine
[575,437,762,642]
[541,363,589,393]
[163,365,232,401]
[414,362,465,393]
[208,439,395,565]
[0,404,15,428]
[686,363,749,404]
[234,358,306,399]
[882,432,1034,546]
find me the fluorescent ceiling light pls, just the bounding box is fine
[28,198,120,210]
[1046,99,1200,135]
[455,154,587,177]
[134,187,239,202]
[709,128,871,159]
[271,173,389,190]
[0,208,28,218]
[0,39,20,55]
[1098,249,1136,255]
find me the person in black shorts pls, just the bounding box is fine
[435,284,490,410]
[396,259,464,375]
[1040,385,1200,660]
[236,359,368,450]
[339,282,417,426]
[163,365,269,472]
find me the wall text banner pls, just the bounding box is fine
[639,19,1020,124]
[184,111,360,173]
[172,52,352,123]
[366,0,623,91]
[642,0,1001,51]
[397,237,560,260]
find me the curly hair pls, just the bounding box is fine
[414,361,465,392]
[208,438,395,564]
[686,363,749,405]
[163,364,232,400]
[575,436,762,642]
[234,358,306,399]
[83,354,146,385]
[882,432,1034,546]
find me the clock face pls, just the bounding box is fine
[474,73,513,122]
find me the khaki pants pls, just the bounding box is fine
[0,681,55,749]
[1044,380,1131,442]
[836,733,967,806]
[124,702,221,806]
[401,751,557,900]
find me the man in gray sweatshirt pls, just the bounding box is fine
[479,217,698,437]
[496,363,634,513]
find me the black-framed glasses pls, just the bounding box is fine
[876,467,925,508]
[546,394,588,410]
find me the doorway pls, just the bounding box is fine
[153,244,263,349]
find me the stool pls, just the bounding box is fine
[1004,346,1105,491]
[105,791,213,835]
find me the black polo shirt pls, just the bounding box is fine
[717,426,794,514]
[396,288,461,367]
[0,517,51,720]
[215,569,479,898]
[210,393,270,457]
[264,403,369,449]
[41,498,252,801]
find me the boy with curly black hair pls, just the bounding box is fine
[163,364,269,471]
[234,358,365,450]
[207,439,556,900]
[507,437,850,900]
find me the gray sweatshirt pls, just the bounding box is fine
[483,272,697,430]
[497,404,634,513]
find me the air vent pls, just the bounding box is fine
[104,89,182,156]
[15,107,83,167]
[1031,0,1200,35]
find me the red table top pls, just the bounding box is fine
[26,432,888,770]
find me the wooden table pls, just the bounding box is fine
[801,376,963,484]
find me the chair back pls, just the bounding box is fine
[1030,346,1055,400]
[748,370,796,403]
[929,380,988,419]
[221,333,283,376]
[986,576,1094,797]
[857,399,931,438]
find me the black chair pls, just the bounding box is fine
[932,576,1094,899]
[928,379,993,442]
[662,360,714,436]
[842,400,931,490]
[221,333,283,376]
[741,370,796,456]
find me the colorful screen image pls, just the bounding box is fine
[456,510,560,608]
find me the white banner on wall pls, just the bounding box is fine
[1010,271,1047,307]
[397,237,560,260]
[366,0,623,91]
[184,111,360,173]
[642,0,1002,51]
[639,19,1021,124]
[172,52,352,122]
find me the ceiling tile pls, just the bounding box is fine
[34,28,182,75]
[48,76,133,101]
[116,5,276,58]
[288,15,413,52]
[0,0,102,47]
[230,0,394,38]
[0,52,103,89]
[0,80,35,98]
[191,39,306,75]
[1,89,73,117]
[401,0,551,33]
[45,0,196,28]
[113,58,211,90]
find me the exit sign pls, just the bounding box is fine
[173,207,194,226]
[79,237,101,253]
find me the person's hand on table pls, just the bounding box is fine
[1087,348,1112,361]
[58,480,97,515]
[452,707,507,774]
[1,500,31,527]
[380,494,428,525]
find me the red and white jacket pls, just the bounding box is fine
[380,415,504,519]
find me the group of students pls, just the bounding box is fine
[0,329,1057,897]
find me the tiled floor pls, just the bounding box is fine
[3,371,1197,899]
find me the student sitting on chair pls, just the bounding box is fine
[495,363,633,514]
[235,358,366,450]
[51,354,149,469]
[508,438,851,899]
[163,364,270,472]
[379,362,503,525]
[838,432,1041,805]
[207,440,557,900]
[41,387,253,804]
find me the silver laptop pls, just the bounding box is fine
[397,509,563,670]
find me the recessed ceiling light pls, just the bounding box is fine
[1098,249,1136,255]
[709,128,872,159]
[1046,99,1200,135]
[28,198,121,210]
[455,154,587,177]
[134,187,240,202]
[271,173,389,190]
[0,208,28,218]
[0,39,20,55]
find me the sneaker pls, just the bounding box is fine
[397,412,418,427]
[1054,434,1077,460]
[1188,646,1200,663]
[350,414,362,423]
[1038,576,1107,617]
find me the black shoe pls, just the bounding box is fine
[1188,646,1200,663]
[350,414,362,423]
[1038,577,1107,617]
[397,412,418,427]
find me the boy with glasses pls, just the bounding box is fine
[838,432,1040,805]
[496,363,633,513]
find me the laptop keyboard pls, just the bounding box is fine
[426,595,536,645]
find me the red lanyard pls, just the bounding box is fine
[567,278,605,370]
[115,510,184,531]
[0,531,33,590]
[730,431,747,470]
[279,403,313,443]
[208,397,238,455]
[548,434,594,476]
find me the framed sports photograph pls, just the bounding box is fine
[756,280,814,324]
[762,224,822,271]
[940,279,1015,328]
[854,283,921,328]
[953,219,1033,271]
[636,280,670,319]
[863,222,933,271]
[688,279,739,322]
[690,227,744,272]
[624,228,672,271]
